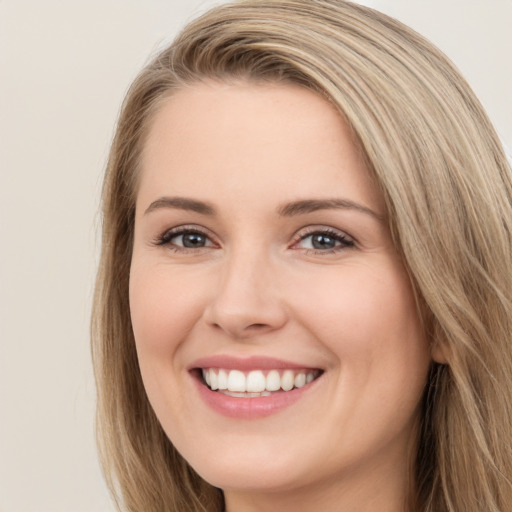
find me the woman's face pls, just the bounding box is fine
[130,81,432,503]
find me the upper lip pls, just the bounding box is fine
[188,355,321,371]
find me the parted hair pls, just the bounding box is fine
[92,1,512,510]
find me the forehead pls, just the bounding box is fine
[137,81,383,215]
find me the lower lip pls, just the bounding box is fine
[192,373,319,419]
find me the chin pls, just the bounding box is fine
[196,460,305,492]
[177,436,312,492]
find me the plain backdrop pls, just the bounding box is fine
[0,1,510,511]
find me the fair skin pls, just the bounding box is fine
[130,81,432,512]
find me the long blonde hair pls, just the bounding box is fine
[92,1,512,510]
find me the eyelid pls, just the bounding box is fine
[150,223,355,254]
[152,224,217,249]
[291,225,356,251]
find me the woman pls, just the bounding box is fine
[91,1,512,511]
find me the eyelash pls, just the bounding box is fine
[293,227,355,254]
[153,225,213,252]
[152,226,355,254]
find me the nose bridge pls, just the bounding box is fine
[205,243,287,337]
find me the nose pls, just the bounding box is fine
[203,249,288,340]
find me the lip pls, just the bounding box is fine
[188,354,319,371]
[188,355,323,419]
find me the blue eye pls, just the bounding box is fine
[155,227,214,250]
[295,229,354,252]
[174,232,208,248]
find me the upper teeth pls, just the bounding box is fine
[202,368,318,393]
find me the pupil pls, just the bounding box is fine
[183,233,205,247]
[312,234,335,249]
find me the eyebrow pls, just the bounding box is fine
[144,197,216,216]
[277,198,383,220]
[144,196,382,220]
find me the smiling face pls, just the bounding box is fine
[129,81,432,510]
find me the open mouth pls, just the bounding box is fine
[200,368,323,397]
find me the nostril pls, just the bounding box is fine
[204,297,288,338]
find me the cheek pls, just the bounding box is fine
[128,262,213,429]
[287,260,429,372]
[289,262,430,443]
[129,263,206,359]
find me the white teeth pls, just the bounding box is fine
[223,390,273,398]
[223,391,247,398]
[217,369,228,390]
[246,370,266,392]
[281,370,294,391]
[227,369,246,392]
[294,372,306,388]
[202,368,320,393]
[266,370,281,391]
[210,370,218,390]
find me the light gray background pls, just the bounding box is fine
[1,1,510,511]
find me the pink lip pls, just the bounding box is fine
[192,376,318,419]
[189,354,318,371]
[188,355,322,419]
